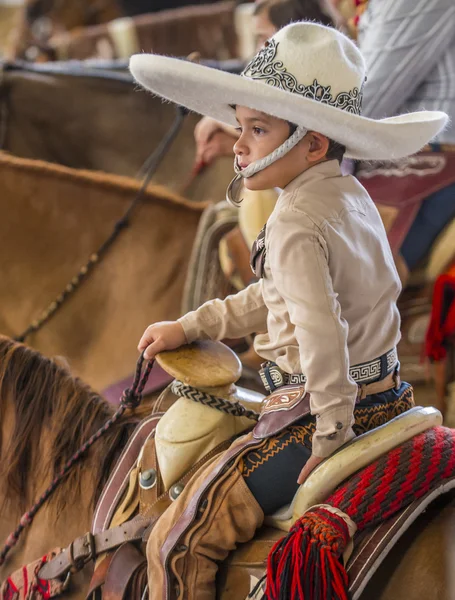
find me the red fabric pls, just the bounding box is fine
[0,550,64,600]
[266,426,455,600]
[425,266,455,361]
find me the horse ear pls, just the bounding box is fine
[52,355,72,373]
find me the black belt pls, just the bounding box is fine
[259,347,398,393]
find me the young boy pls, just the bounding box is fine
[130,22,447,599]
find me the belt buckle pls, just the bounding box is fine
[259,362,284,393]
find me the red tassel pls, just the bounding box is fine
[265,507,350,600]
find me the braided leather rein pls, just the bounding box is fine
[171,380,260,421]
[0,354,153,567]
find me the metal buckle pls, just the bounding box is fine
[82,532,96,563]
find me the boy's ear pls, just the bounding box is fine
[307,132,330,163]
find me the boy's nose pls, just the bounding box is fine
[233,136,248,157]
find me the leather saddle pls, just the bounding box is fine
[41,341,445,599]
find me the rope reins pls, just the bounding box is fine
[13,105,188,343]
[0,353,153,567]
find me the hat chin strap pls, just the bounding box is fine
[226,126,307,206]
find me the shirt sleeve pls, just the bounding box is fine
[178,280,268,343]
[358,0,455,119]
[268,210,358,458]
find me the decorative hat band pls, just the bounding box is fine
[241,39,364,116]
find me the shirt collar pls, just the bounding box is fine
[282,159,342,195]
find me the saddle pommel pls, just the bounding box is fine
[156,340,242,388]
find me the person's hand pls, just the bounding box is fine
[194,117,238,165]
[194,116,223,148]
[297,454,324,485]
[197,131,237,165]
[138,321,187,360]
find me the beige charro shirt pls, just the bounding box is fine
[179,160,402,458]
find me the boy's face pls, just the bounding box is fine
[233,106,328,190]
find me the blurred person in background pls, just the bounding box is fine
[194,0,333,166]
[356,0,455,277]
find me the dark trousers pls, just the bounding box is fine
[241,382,414,515]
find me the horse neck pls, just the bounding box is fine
[0,426,96,588]
[0,389,133,585]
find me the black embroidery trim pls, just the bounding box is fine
[250,224,267,278]
[242,39,364,115]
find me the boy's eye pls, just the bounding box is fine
[253,126,265,135]
[234,126,242,133]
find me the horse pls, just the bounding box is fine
[38,1,238,63]
[5,0,123,61]
[1,335,455,600]
[0,335,142,597]
[0,61,234,204]
[6,0,236,62]
[0,150,207,391]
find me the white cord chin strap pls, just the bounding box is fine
[226,125,307,206]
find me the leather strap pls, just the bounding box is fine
[40,437,237,582]
[39,517,152,581]
[139,435,163,512]
[86,554,114,599]
[103,543,146,600]
[92,413,162,534]
[357,369,400,400]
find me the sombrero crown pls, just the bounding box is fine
[130,22,447,160]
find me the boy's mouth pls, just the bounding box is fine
[236,158,250,170]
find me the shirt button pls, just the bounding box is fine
[336,422,343,430]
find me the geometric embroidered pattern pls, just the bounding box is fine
[242,39,364,116]
[240,384,414,478]
[350,347,398,383]
[260,348,398,392]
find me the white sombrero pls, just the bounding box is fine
[130,22,448,161]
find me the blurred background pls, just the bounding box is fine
[0,0,454,421]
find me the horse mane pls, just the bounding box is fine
[0,336,138,515]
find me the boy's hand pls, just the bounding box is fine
[138,321,187,360]
[297,454,324,485]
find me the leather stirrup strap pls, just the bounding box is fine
[39,517,151,581]
[40,435,242,583]
[86,554,114,600]
[103,543,146,600]
[139,435,163,511]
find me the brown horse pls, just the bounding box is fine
[0,336,141,597]
[41,1,238,62]
[5,0,123,61]
[0,151,207,391]
[6,0,236,62]
[0,62,234,204]
[1,335,455,600]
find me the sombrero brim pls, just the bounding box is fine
[130,54,448,161]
